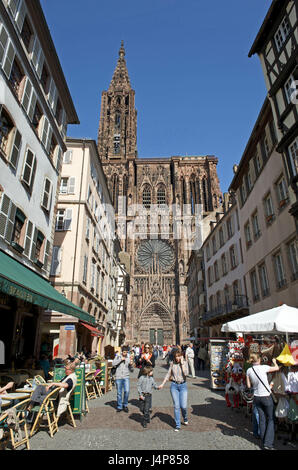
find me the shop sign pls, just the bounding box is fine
[8,285,33,303]
[65,325,75,331]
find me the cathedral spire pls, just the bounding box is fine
[109,40,131,91]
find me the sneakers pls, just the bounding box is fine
[183,421,189,425]
[116,408,122,412]
[174,427,180,432]
[123,407,129,413]
[142,421,147,428]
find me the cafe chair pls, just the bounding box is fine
[26,378,34,387]
[85,372,97,400]
[94,370,103,397]
[30,387,60,438]
[34,375,46,384]
[0,398,31,450]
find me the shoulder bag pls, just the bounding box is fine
[252,367,278,404]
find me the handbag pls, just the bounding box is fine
[252,367,278,404]
[111,360,124,376]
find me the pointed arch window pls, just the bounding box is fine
[157,185,166,207]
[115,112,121,132]
[190,176,196,214]
[202,178,209,212]
[112,174,119,212]
[142,185,151,209]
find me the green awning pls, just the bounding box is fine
[0,250,95,325]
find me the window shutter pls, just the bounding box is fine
[41,178,52,211]
[5,200,16,243]
[24,220,33,256]
[22,77,33,114]
[22,149,35,186]
[0,25,9,64]
[31,36,41,70]
[0,194,10,238]
[41,116,49,148]
[9,128,22,169]
[64,208,72,230]
[30,226,38,261]
[43,240,51,271]
[50,246,61,276]
[48,78,57,114]
[63,150,72,164]
[28,90,37,122]
[15,0,26,32]
[29,154,37,192]
[8,0,19,17]
[55,146,62,171]
[3,40,15,78]
[68,177,75,194]
[45,127,53,154]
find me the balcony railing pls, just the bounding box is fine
[203,295,249,323]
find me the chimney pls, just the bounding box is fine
[223,193,230,213]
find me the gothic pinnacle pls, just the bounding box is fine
[119,40,125,59]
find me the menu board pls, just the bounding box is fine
[54,364,87,418]
[210,340,229,390]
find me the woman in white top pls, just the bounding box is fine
[246,353,279,450]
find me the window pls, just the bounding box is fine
[230,245,237,269]
[91,261,96,291]
[142,185,151,209]
[274,16,291,51]
[261,135,270,161]
[11,208,25,249]
[21,148,36,190]
[9,55,25,98]
[157,186,166,207]
[284,74,296,105]
[55,209,72,231]
[32,100,42,132]
[0,24,9,65]
[0,106,16,159]
[252,212,261,240]
[206,244,210,261]
[233,280,240,301]
[34,230,45,264]
[288,240,298,281]
[212,237,217,255]
[63,150,73,164]
[41,178,52,211]
[20,16,33,51]
[207,267,212,287]
[50,246,62,276]
[250,270,260,302]
[221,254,227,275]
[40,62,50,94]
[240,183,247,206]
[214,261,219,281]
[254,153,262,176]
[244,222,252,249]
[264,193,275,224]
[259,264,270,297]
[40,116,52,153]
[219,228,224,247]
[226,218,233,239]
[22,77,37,122]
[273,252,287,288]
[49,133,57,161]
[288,138,297,176]
[275,175,289,209]
[113,135,120,155]
[31,36,44,78]
[245,171,252,193]
[83,255,88,284]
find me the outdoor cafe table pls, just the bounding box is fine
[15,388,34,394]
[0,399,11,409]
[0,393,31,401]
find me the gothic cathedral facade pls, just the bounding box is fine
[97,42,222,345]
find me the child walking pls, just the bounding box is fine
[138,366,159,428]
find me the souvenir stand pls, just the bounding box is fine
[221,304,298,441]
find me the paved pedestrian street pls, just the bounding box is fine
[28,359,297,451]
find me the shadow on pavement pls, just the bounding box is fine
[152,411,176,429]
[104,400,118,409]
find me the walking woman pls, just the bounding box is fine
[158,349,189,431]
[246,353,279,450]
[138,343,155,378]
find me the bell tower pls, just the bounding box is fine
[97,41,137,162]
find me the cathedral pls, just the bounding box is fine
[97,42,222,345]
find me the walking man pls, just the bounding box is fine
[112,345,134,413]
[186,342,196,378]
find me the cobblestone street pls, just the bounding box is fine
[28,359,297,451]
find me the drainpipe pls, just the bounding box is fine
[71,139,86,303]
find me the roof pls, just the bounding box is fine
[248,0,286,57]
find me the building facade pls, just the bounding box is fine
[249,0,298,228]
[230,98,298,314]
[97,42,222,345]
[201,195,249,337]
[47,138,123,357]
[0,0,85,366]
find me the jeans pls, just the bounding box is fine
[188,358,195,377]
[252,404,260,438]
[170,382,188,429]
[140,394,152,423]
[197,358,205,370]
[115,378,130,410]
[254,396,275,448]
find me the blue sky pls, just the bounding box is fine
[40,0,271,193]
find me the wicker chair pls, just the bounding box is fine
[0,398,31,450]
[29,387,60,438]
